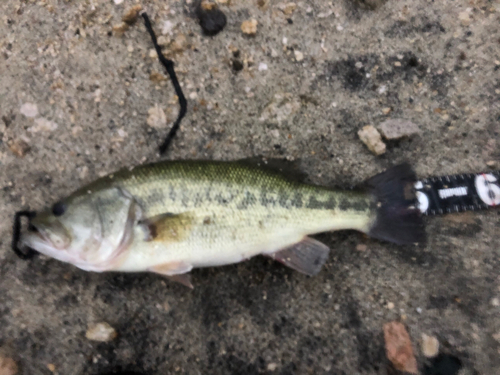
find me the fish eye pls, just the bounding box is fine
[52,202,66,216]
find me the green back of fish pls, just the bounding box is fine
[80,160,372,218]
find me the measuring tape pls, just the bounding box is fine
[415,171,500,215]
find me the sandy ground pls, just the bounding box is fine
[1,0,499,374]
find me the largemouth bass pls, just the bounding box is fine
[20,160,425,287]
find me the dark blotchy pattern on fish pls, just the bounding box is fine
[70,160,372,216]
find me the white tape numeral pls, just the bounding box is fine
[475,174,500,206]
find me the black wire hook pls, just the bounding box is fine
[12,210,37,260]
[141,12,188,155]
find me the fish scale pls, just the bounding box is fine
[102,161,375,271]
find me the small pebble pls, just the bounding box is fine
[112,22,129,36]
[196,1,227,36]
[47,363,56,372]
[458,11,470,26]
[421,333,439,358]
[491,297,500,307]
[416,307,422,314]
[394,61,401,67]
[258,62,268,71]
[387,302,395,310]
[493,332,500,342]
[267,363,278,371]
[355,61,363,69]
[356,244,367,251]
[294,50,304,62]
[170,33,188,53]
[358,125,386,155]
[232,59,244,72]
[150,71,166,83]
[31,118,58,133]
[20,103,38,118]
[382,107,392,115]
[486,161,497,168]
[0,356,18,375]
[157,36,170,47]
[257,0,270,10]
[122,5,143,25]
[147,105,167,129]
[283,3,297,15]
[8,139,30,157]
[241,19,258,36]
[85,322,117,342]
[378,118,420,140]
[162,20,175,35]
[113,0,123,4]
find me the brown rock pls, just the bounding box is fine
[358,125,386,155]
[257,0,270,10]
[8,139,30,157]
[383,321,418,374]
[112,22,129,36]
[282,3,297,15]
[122,5,143,25]
[170,33,188,53]
[201,0,216,11]
[356,244,367,252]
[241,19,258,36]
[149,71,166,83]
[0,356,18,375]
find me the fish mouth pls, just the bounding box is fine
[21,223,69,257]
[21,226,52,251]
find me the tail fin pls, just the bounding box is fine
[365,163,426,245]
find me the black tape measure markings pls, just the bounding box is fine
[415,171,500,216]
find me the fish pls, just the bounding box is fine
[19,160,425,287]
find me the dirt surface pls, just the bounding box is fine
[1,0,499,374]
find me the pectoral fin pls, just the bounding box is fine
[268,237,330,276]
[149,261,194,288]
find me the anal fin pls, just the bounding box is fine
[149,262,194,288]
[269,237,330,276]
[166,274,193,289]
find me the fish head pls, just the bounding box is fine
[21,186,140,271]
[21,196,105,268]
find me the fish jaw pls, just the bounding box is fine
[21,230,82,265]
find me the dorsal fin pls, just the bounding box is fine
[236,156,308,183]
